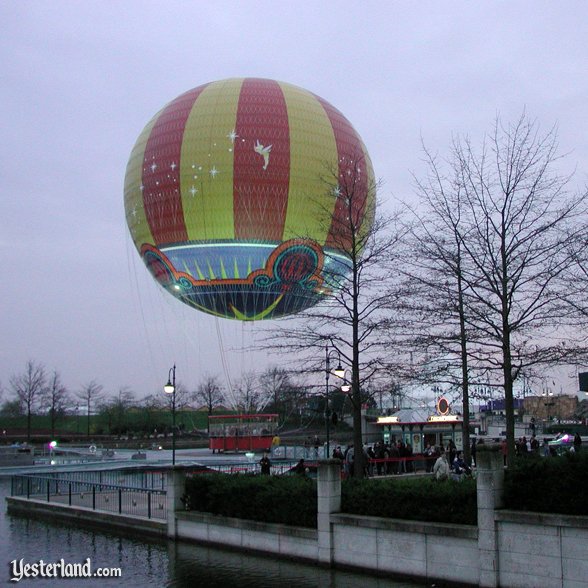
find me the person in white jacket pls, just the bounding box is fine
[433,450,450,481]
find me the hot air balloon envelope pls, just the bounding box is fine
[124,78,374,320]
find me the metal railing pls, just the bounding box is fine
[10,474,167,520]
[190,461,300,476]
[24,468,168,490]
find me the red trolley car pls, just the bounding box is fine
[208,414,278,453]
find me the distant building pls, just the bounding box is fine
[522,395,578,421]
[479,398,523,415]
[372,406,464,452]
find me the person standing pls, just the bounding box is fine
[470,438,477,468]
[446,439,457,468]
[433,450,450,481]
[294,458,306,475]
[333,445,344,460]
[259,453,271,475]
[424,443,435,473]
[344,445,354,478]
[313,435,321,459]
[574,433,582,453]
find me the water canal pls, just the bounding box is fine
[0,477,427,588]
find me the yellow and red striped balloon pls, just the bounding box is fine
[124,78,375,320]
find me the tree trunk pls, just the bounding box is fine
[351,258,365,479]
[352,389,364,478]
[26,405,32,443]
[457,268,471,465]
[503,333,515,468]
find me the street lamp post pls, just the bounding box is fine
[325,344,345,460]
[164,365,176,466]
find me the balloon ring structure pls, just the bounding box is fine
[124,78,375,320]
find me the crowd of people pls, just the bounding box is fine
[504,432,582,461]
[328,439,475,479]
[262,432,583,478]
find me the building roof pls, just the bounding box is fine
[375,406,462,426]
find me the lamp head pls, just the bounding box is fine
[164,380,175,394]
[333,363,345,379]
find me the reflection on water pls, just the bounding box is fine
[168,542,423,588]
[1,478,425,587]
[2,510,167,587]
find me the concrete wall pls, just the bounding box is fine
[175,510,318,561]
[171,508,479,585]
[496,510,588,588]
[6,496,166,537]
[331,514,478,585]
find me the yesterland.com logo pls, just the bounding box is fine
[9,558,121,582]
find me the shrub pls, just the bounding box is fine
[341,476,477,525]
[504,452,588,515]
[182,474,317,528]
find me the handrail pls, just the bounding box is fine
[10,474,167,520]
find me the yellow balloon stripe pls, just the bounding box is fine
[280,82,338,244]
[180,79,243,241]
[124,111,160,248]
[230,294,284,321]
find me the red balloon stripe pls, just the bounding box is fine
[142,85,208,245]
[233,79,291,241]
[315,96,369,252]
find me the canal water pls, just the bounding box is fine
[0,478,427,587]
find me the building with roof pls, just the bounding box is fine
[371,403,464,453]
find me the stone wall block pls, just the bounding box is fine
[166,466,188,539]
[475,444,504,588]
[317,460,342,564]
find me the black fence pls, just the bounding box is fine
[196,461,299,476]
[11,474,167,520]
[24,468,168,490]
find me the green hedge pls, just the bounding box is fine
[504,452,588,515]
[182,474,317,528]
[341,477,477,525]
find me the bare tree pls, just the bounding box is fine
[263,155,405,478]
[0,399,22,417]
[413,114,587,466]
[193,375,224,418]
[100,387,135,435]
[41,370,69,438]
[77,381,104,437]
[258,366,293,424]
[10,360,47,442]
[563,223,588,329]
[400,142,495,464]
[231,372,270,413]
[193,376,224,413]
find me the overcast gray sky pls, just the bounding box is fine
[2,1,587,400]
